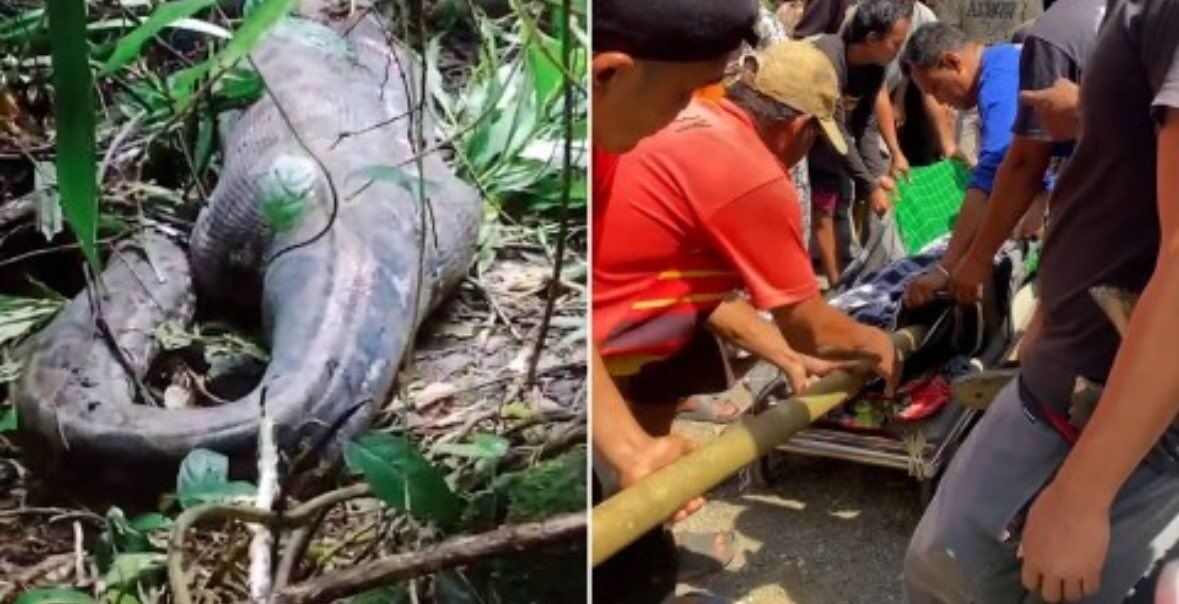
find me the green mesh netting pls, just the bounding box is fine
[891,159,972,254]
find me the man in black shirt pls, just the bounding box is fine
[807,0,914,286]
[905,0,1179,601]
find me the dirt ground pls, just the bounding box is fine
[673,419,925,604]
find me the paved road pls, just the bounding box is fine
[674,420,926,604]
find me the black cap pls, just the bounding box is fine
[594,0,760,62]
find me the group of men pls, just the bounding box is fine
[591,0,1179,602]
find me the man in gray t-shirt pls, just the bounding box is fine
[906,0,1179,602]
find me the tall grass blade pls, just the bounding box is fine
[47,0,100,270]
[170,0,298,106]
[102,0,217,74]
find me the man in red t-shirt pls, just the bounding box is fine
[595,43,900,599]
[596,39,898,430]
[591,2,768,600]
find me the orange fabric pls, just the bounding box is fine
[695,83,727,100]
[593,98,820,375]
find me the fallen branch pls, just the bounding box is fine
[0,507,104,524]
[465,275,523,341]
[169,483,372,604]
[262,513,586,604]
[272,520,319,590]
[451,360,585,397]
[0,552,75,600]
[248,409,279,602]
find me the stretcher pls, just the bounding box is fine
[743,288,1024,503]
[743,159,1038,504]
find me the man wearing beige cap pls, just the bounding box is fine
[594,36,900,526]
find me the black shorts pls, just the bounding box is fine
[593,329,731,602]
[616,328,730,407]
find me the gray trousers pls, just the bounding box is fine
[904,381,1179,603]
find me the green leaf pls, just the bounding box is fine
[102,0,217,74]
[353,165,440,198]
[525,33,562,107]
[102,508,150,554]
[101,592,142,604]
[47,0,101,271]
[0,406,17,432]
[213,66,263,107]
[14,588,96,604]
[176,449,256,509]
[194,111,215,175]
[0,9,45,45]
[434,434,510,460]
[500,449,586,523]
[129,513,171,533]
[344,432,463,530]
[348,587,409,604]
[98,508,168,562]
[170,0,299,107]
[102,552,166,592]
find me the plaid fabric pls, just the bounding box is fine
[829,237,949,329]
[830,236,1024,330]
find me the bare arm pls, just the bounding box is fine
[1019,78,1082,142]
[707,296,849,392]
[948,136,1052,302]
[591,344,703,520]
[975,137,1055,259]
[771,296,899,392]
[591,345,650,471]
[708,296,797,371]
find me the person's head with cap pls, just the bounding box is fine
[899,22,984,109]
[726,40,847,168]
[593,0,759,153]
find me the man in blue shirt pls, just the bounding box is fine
[943,0,1105,306]
[896,22,1022,307]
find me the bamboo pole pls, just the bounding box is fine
[591,326,928,566]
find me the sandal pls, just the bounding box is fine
[675,529,738,580]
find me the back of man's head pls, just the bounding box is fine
[592,0,760,153]
[843,0,915,45]
[594,0,759,62]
